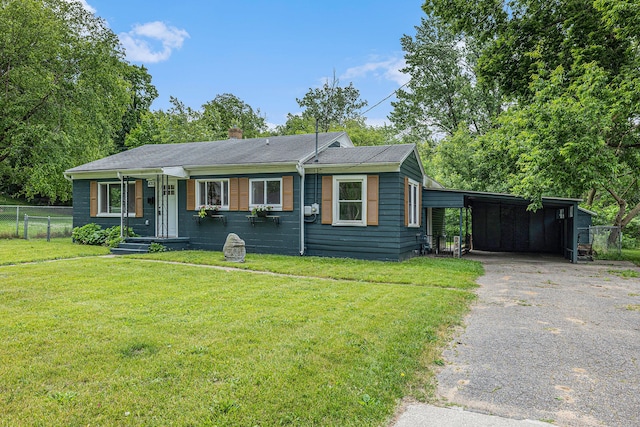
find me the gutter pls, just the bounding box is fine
[296,162,305,256]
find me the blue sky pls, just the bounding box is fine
[79,0,425,129]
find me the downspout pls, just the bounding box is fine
[296,162,305,255]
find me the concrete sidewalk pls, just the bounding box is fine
[394,404,549,427]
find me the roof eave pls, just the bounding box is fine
[65,168,165,180]
[303,162,401,173]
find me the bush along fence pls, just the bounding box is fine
[0,206,73,240]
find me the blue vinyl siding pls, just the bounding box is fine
[179,174,300,256]
[303,151,425,261]
[422,190,465,208]
[72,179,155,236]
[399,152,427,259]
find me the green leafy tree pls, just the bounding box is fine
[423,0,640,239]
[115,65,158,151]
[297,72,368,133]
[201,93,267,139]
[274,114,396,148]
[477,64,640,236]
[274,114,317,136]
[125,97,214,148]
[594,0,640,39]
[0,0,132,202]
[422,0,631,101]
[391,17,502,140]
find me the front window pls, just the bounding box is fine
[99,182,135,216]
[333,175,366,226]
[250,178,282,209]
[408,179,420,227]
[197,179,229,209]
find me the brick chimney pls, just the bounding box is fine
[228,127,243,139]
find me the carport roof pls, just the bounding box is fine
[423,188,583,209]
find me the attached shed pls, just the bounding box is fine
[423,188,594,263]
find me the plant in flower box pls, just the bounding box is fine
[251,205,272,217]
[198,205,219,218]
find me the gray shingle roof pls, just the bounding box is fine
[305,144,416,166]
[66,132,348,173]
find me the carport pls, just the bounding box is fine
[422,188,593,263]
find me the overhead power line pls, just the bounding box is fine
[358,81,410,119]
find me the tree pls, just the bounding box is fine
[390,17,502,140]
[422,0,640,237]
[274,112,398,149]
[297,72,368,132]
[125,97,214,148]
[201,93,267,139]
[115,65,158,151]
[477,63,640,236]
[274,114,317,136]
[0,0,133,202]
[422,0,631,101]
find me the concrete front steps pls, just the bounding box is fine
[110,237,190,255]
[110,241,151,255]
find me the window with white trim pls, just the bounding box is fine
[98,182,136,216]
[333,175,367,226]
[408,178,420,227]
[250,178,282,209]
[196,179,229,209]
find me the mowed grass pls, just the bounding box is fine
[621,249,640,266]
[596,248,640,266]
[133,251,482,289]
[0,238,110,265]
[0,241,481,426]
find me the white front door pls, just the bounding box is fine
[157,178,178,237]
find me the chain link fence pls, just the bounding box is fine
[0,206,73,240]
[578,225,622,257]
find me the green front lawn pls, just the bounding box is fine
[134,251,482,289]
[0,240,481,426]
[0,238,110,265]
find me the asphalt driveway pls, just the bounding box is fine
[394,252,640,427]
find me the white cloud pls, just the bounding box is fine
[61,0,96,13]
[77,0,96,13]
[365,117,391,128]
[341,58,409,86]
[119,21,189,63]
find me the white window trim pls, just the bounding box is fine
[332,175,367,227]
[195,179,230,211]
[408,178,420,228]
[249,178,283,211]
[97,181,136,218]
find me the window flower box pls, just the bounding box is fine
[198,205,220,218]
[251,205,272,217]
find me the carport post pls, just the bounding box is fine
[572,203,578,263]
[459,208,463,258]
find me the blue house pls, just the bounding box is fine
[65,130,590,262]
[64,132,432,261]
